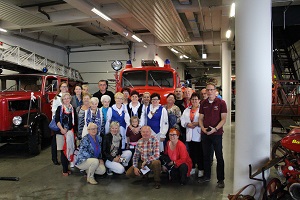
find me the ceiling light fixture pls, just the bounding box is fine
[171,48,179,53]
[180,55,183,59]
[183,55,189,59]
[230,3,235,17]
[226,30,231,39]
[202,45,207,59]
[123,29,128,37]
[213,66,221,68]
[143,45,147,48]
[0,28,7,32]
[132,35,143,42]
[91,8,111,21]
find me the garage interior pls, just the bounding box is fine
[1,0,300,199]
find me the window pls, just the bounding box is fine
[45,78,58,92]
[148,71,173,88]
[0,76,42,91]
[122,71,146,87]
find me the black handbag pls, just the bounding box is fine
[159,154,173,170]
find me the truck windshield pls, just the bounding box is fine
[122,71,146,87]
[0,76,42,92]
[148,70,173,88]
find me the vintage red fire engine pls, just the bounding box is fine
[0,74,75,155]
[112,59,182,104]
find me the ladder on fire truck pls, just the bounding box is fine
[0,41,83,82]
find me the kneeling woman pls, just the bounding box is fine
[103,122,132,175]
[163,128,192,185]
[76,122,106,185]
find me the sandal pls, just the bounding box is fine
[62,171,71,176]
[62,172,69,176]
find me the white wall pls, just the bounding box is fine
[69,45,130,93]
[0,33,68,65]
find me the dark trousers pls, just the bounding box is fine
[51,134,57,162]
[170,163,188,184]
[61,150,69,173]
[188,141,204,170]
[202,134,224,181]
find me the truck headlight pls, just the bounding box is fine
[13,116,22,126]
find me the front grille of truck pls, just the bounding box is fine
[9,100,39,111]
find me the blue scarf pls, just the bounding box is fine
[88,134,101,158]
[86,108,101,134]
[102,107,108,123]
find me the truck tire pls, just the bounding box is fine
[28,122,42,155]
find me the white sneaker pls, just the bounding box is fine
[87,177,98,185]
[190,168,196,175]
[198,170,204,178]
[107,169,113,176]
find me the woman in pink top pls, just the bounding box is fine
[163,128,192,185]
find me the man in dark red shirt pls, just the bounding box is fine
[198,82,227,188]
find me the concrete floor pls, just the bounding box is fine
[1,125,236,200]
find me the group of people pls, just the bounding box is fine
[50,80,227,189]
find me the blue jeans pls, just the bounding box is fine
[201,134,224,181]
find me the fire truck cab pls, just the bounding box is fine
[114,59,181,104]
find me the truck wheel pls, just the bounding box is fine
[28,122,42,155]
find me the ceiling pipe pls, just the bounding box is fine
[283,1,293,29]
[209,6,216,46]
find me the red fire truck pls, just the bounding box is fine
[112,59,181,104]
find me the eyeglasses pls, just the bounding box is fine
[169,134,177,137]
[116,98,124,100]
[88,128,97,131]
[191,98,199,101]
[99,84,106,86]
[152,98,159,101]
[206,89,215,91]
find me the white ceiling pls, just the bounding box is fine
[0,0,300,79]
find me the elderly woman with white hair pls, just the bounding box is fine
[100,95,112,135]
[102,121,132,175]
[106,92,130,149]
[76,122,106,185]
[81,97,102,138]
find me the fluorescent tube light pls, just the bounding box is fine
[226,30,231,39]
[91,8,111,21]
[183,55,189,59]
[132,35,142,42]
[213,66,221,68]
[171,48,179,53]
[230,3,235,17]
[202,53,207,59]
[0,28,7,32]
